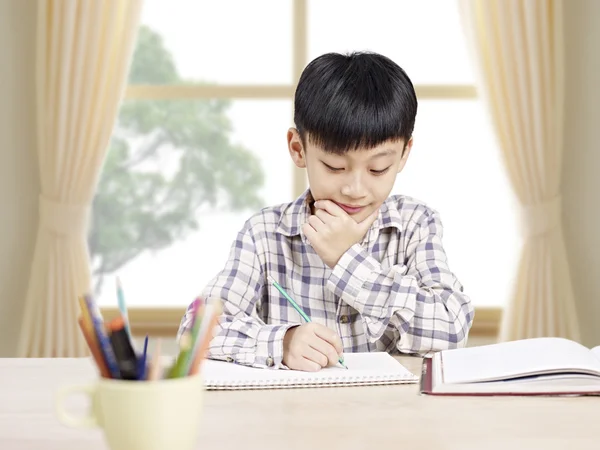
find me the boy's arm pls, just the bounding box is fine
[177,222,295,369]
[326,210,474,355]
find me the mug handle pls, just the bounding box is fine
[55,384,99,428]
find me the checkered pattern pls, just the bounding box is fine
[177,190,474,369]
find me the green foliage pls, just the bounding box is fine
[89,25,264,289]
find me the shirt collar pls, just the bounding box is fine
[378,196,404,232]
[275,189,312,238]
[276,190,404,241]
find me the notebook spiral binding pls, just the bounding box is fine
[204,373,414,390]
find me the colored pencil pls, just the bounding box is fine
[188,300,222,375]
[147,339,162,381]
[167,303,203,378]
[78,296,97,345]
[116,277,131,338]
[77,316,111,378]
[84,295,122,378]
[137,335,149,380]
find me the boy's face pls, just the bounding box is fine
[287,128,413,224]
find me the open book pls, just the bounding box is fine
[201,352,418,390]
[420,337,600,396]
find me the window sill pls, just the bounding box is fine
[100,306,502,340]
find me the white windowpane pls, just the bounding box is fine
[92,100,294,307]
[393,100,521,307]
[308,0,475,84]
[136,0,293,85]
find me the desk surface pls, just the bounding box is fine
[1,356,599,450]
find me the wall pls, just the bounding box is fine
[562,0,600,348]
[0,0,39,356]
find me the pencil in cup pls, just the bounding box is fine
[116,277,131,338]
[267,276,348,369]
[167,299,222,379]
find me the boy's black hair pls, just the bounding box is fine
[294,51,417,154]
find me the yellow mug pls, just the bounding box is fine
[55,374,204,450]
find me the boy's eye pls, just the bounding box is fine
[371,167,391,175]
[323,162,344,172]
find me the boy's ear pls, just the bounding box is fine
[397,137,414,173]
[287,128,306,168]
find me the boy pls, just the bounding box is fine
[178,51,474,372]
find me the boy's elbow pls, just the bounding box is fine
[446,288,474,344]
[417,327,470,356]
[421,302,474,354]
[450,326,471,350]
[437,303,474,351]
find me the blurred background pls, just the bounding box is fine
[0,0,598,356]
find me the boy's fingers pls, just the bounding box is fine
[314,200,346,217]
[308,215,325,232]
[312,324,343,354]
[300,357,322,372]
[303,345,328,368]
[302,223,317,240]
[308,335,340,367]
[314,209,332,223]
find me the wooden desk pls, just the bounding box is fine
[1,356,599,450]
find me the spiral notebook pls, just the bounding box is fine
[200,352,418,390]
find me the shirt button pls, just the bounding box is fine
[266,356,274,367]
[340,315,349,324]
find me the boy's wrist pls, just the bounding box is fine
[327,243,379,304]
[253,323,298,369]
[334,244,378,283]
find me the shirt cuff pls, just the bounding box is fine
[237,323,297,369]
[327,243,379,306]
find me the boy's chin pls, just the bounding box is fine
[350,208,376,224]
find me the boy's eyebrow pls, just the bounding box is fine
[370,149,398,160]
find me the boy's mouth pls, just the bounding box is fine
[334,202,365,215]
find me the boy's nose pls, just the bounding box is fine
[341,175,368,199]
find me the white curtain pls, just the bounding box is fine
[458,0,580,341]
[18,0,144,357]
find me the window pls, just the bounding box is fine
[92,0,518,324]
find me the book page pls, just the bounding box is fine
[440,337,600,384]
[201,352,417,388]
[591,346,600,361]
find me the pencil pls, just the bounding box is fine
[77,316,111,378]
[147,339,162,381]
[116,277,131,338]
[78,296,97,345]
[188,300,222,376]
[138,335,149,380]
[165,299,204,378]
[267,275,348,369]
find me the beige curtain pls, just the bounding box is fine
[18,0,144,357]
[458,0,580,341]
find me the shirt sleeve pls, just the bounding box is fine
[326,210,474,355]
[176,221,295,369]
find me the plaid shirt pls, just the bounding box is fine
[177,190,474,369]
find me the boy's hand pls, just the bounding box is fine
[282,323,343,372]
[303,200,379,268]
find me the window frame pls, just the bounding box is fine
[99,0,500,338]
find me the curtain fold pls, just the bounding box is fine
[18,0,144,357]
[457,0,579,341]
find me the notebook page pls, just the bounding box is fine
[441,337,600,384]
[201,352,417,389]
